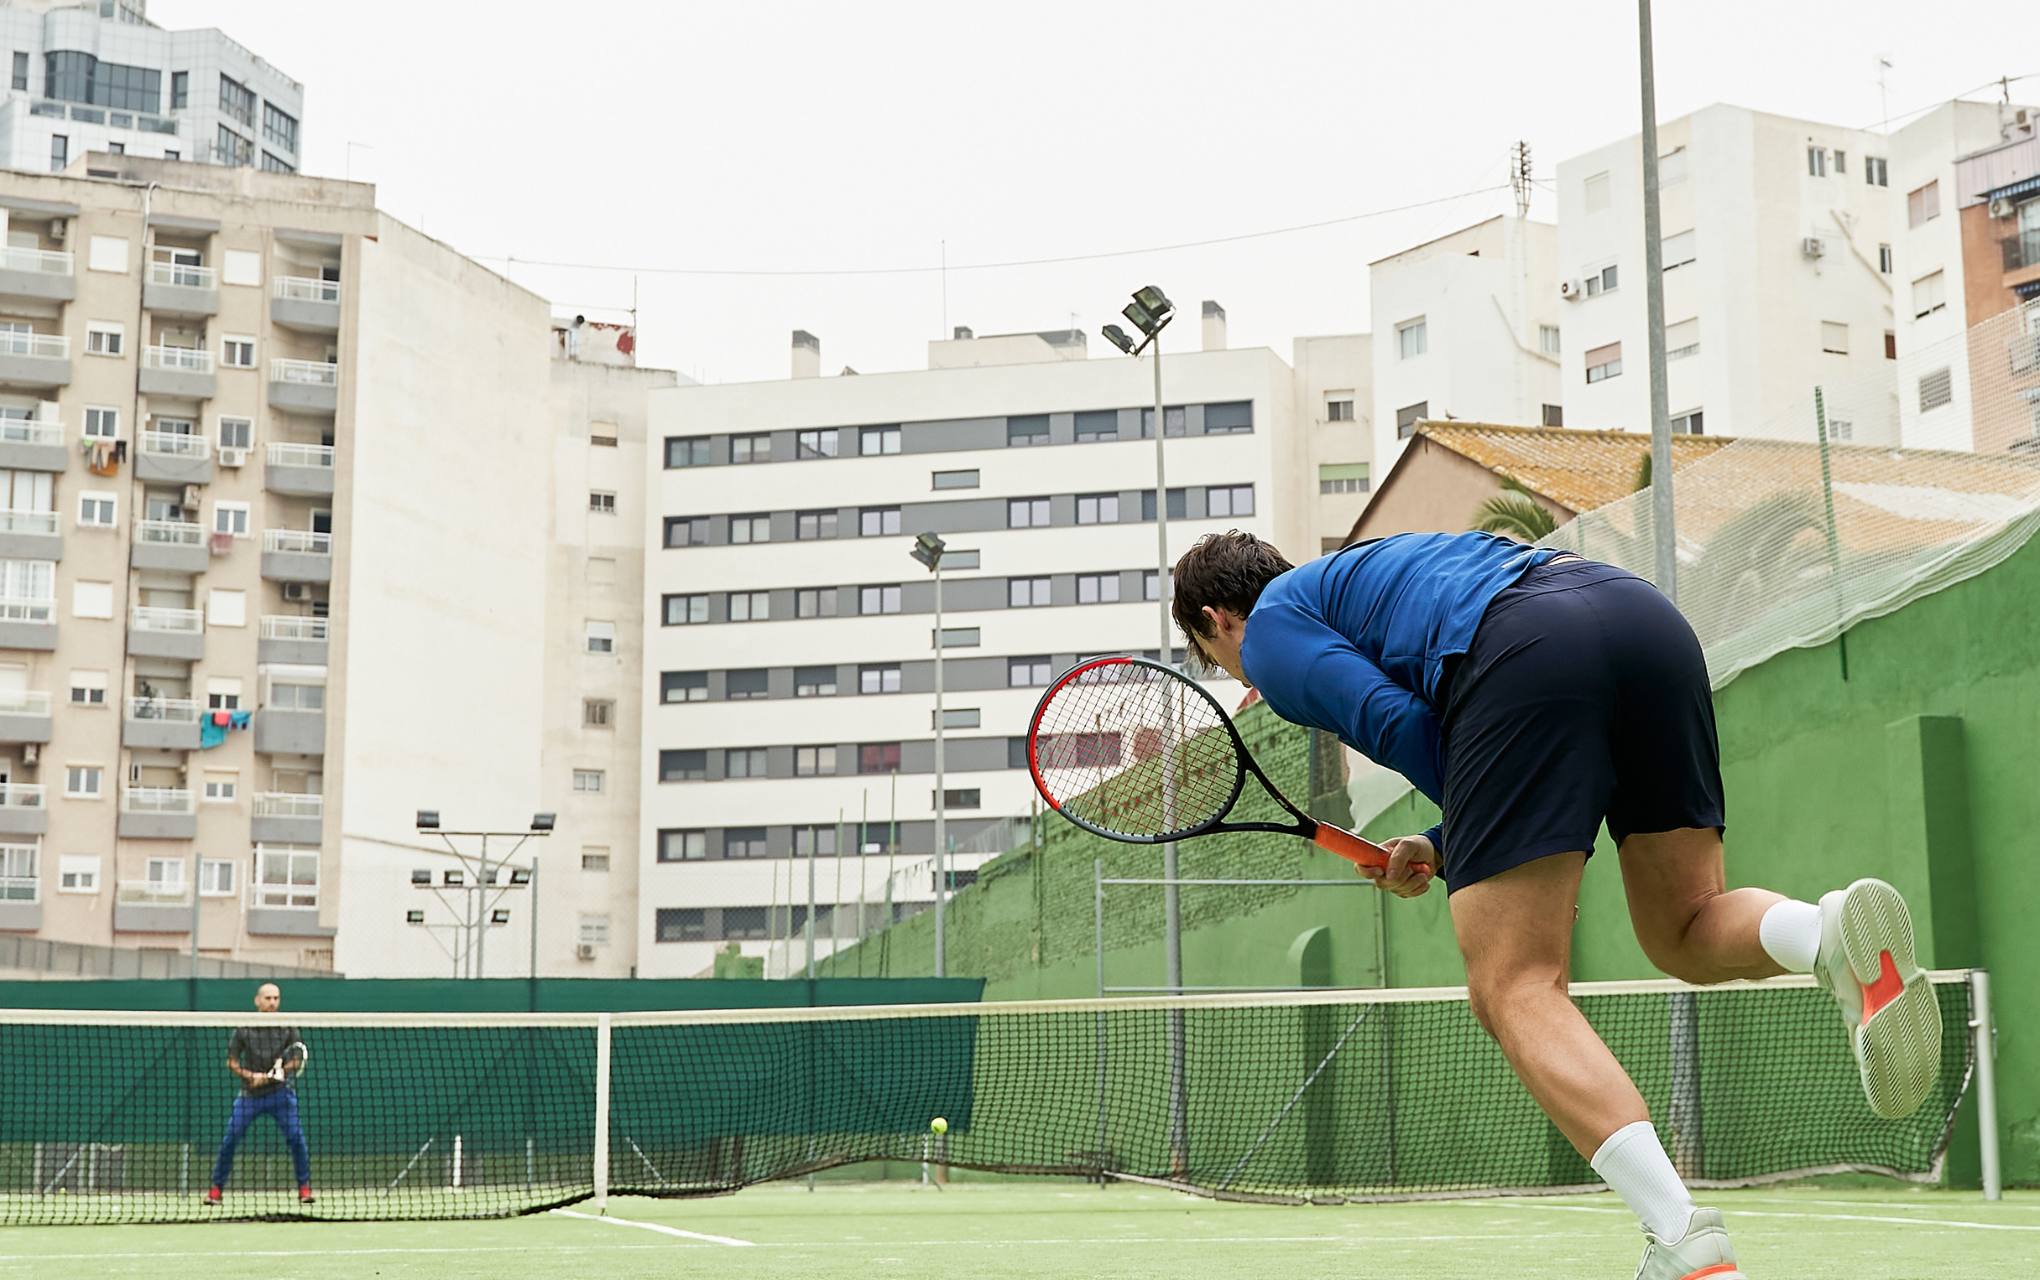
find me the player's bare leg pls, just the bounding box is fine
[1619,827,1784,983]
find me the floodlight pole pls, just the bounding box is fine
[1150,333,1182,1001]
[933,550,947,978]
[1639,0,1677,602]
[476,834,489,979]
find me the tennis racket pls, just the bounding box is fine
[267,1041,308,1085]
[1027,655,1431,875]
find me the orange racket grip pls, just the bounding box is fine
[1311,823,1435,878]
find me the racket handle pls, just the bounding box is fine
[1311,822,1391,869]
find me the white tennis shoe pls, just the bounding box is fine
[1632,1207,1746,1280]
[1814,878,1942,1120]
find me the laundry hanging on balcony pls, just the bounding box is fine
[84,439,121,476]
[199,708,254,750]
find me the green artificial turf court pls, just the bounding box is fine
[0,1182,2032,1280]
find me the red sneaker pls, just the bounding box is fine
[204,1186,221,1205]
[299,1184,315,1204]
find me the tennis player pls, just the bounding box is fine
[1172,529,1942,1280]
[206,982,313,1206]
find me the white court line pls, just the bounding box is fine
[549,1206,755,1247]
[1489,1200,2040,1233]
[1730,1195,2040,1213]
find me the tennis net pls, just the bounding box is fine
[0,972,1982,1224]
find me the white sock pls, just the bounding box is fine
[1590,1120,1696,1241]
[1758,899,1822,974]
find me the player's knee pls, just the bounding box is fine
[1465,968,1564,1040]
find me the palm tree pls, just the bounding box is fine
[1472,476,1558,542]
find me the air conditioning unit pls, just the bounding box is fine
[1801,237,1826,259]
[575,944,597,962]
[218,447,247,468]
[48,218,67,243]
[181,484,202,509]
[21,743,38,765]
[1559,278,1582,300]
[1990,197,2015,220]
[281,583,312,603]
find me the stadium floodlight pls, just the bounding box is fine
[405,909,425,925]
[508,867,532,887]
[910,531,945,570]
[443,870,464,887]
[410,869,431,887]
[490,908,511,926]
[1101,323,1136,355]
[530,812,555,833]
[910,529,949,975]
[415,810,440,831]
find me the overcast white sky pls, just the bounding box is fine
[155,0,2036,384]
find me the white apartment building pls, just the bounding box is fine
[639,321,1322,978]
[1368,215,1559,475]
[1291,331,1372,552]
[0,0,301,174]
[1557,104,1899,443]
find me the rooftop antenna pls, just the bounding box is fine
[1511,140,1533,218]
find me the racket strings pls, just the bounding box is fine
[1034,663,1239,839]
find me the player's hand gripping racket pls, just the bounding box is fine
[267,1041,308,1084]
[1026,655,1431,877]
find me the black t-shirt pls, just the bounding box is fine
[227,1024,299,1095]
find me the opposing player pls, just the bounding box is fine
[206,982,313,1206]
[1171,529,1942,1280]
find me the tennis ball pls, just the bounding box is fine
[930,1117,949,1135]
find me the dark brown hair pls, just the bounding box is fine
[1171,530,1295,642]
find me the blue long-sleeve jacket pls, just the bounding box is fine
[1239,531,1559,857]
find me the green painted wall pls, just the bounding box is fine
[0,977,983,1012]
[823,533,2040,1186]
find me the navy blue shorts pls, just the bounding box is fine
[1434,557,1725,893]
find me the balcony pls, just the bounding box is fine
[136,429,214,485]
[143,261,219,319]
[0,417,67,472]
[0,783,47,837]
[255,707,325,757]
[0,847,38,930]
[268,358,337,415]
[124,696,201,750]
[0,597,56,651]
[264,442,335,498]
[0,332,70,390]
[261,528,332,584]
[258,614,329,665]
[139,345,215,399]
[113,880,193,933]
[118,787,197,840]
[252,792,323,844]
[272,276,340,334]
[127,605,204,662]
[130,519,209,574]
[0,245,76,305]
[2011,332,2040,377]
[0,507,59,562]
[247,847,330,936]
[0,691,52,745]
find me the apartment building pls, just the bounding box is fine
[1368,215,1560,476]
[0,0,301,173]
[1557,104,1899,443]
[639,320,1321,978]
[1291,330,1372,552]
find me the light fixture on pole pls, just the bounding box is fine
[910,530,948,977]
[407,812,553,978]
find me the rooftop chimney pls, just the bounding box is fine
[791,330,820,379]
[1202,300,1227,352]
[953,325,974,340]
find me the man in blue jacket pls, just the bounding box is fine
[1171,529,1942,1280]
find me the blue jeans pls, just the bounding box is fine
[210,1087,310,1188]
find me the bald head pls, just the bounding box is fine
[254,984,281,1013]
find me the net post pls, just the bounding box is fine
[1667,991,1703,1176]
[593,1012,612,1213]
[1970,969,2001,1201]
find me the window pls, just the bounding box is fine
[794,826,838,858]
[1878,243,1893,274]
[1828,418,1853,442]
[85,323,123,357]
[658,830,706,861]
[1585,262,1619,296]
[215,125,250,167]
[202,770,237,803]
[1662,229,1696,270]
[10,52,25,91]
[1585,342,1623,384]
[1396,317,1428,359]
[267,679,323,712]
[1007,415,1050,447]
[794,665,837,697]
[659,751,707,783]
[1318,463,1369,494]
[1807,145,1828,177]
[859,743,902,774]
[859,664,901,694]
[1834,149,1847,174]
[589,490,617,515]
[66,765,103,798]
[1208,485,1254,518]
[576,913,611,947]
[58,856,98,893]
[1907,181,1940,228]
[796,587,837,618]
[932,469,979,490]
[1665,318,1699,360]
[859,584,901,615]
[729,513,770,544]
[1076,493,1119,524]
[1821,321,1849,355]
[1671,409,1705,436]
[1145,570,1161,601]
[663,595,707,626]
[724,827,769,858]
[1866,156,1889,187]
[665,437,709,468]
[212,416,253,451]
[206,677,242,711]
[221,336,255,368]
[794,745,836,776]
[1919,367,1954,412]
[584,620,616,653]
[945,550,980,569]
[1658,147,1688,186]
[664,516,709,547]
[859,425,901,456]
[936,788,981,810]
[587,424,617,447]
[582,698,614,728]
[1009,655,1052,687]
[72,580,112,619]
[728,591,769,621]
[1009,576,1050,608]
[77,491,116,528]
[68,670,106,706]
[1140,489,1188,521]
[1396,402,1428,439]
[1542,404,1565,427]
[50,134,66,172]
[720,907,769,939]
[1204,401,1254,434]
[206,589,246,627]
[661,671,708,703]
[725,748,767,778]
[1583,171,1611,213]
[1077,573,1121,604]
[170,70,188,108]
[1073,410,1118,443]
[859,506,901,537]
[726,669,768,699]
[582,848,611,872]
[1912,270,1946,320]
[937,627,980,648]
[655,908,707,941]
[1008,497,1051,528]
[262,101,298,153]
[1326,395,1356,421]
[730,433,770,464]
[84,407,119,440]
[795,428,838,459]
[218,74,254,125]
[212,502,249,537]
[795,509,838,540]
[572,769,605,794]
[1139,406,1187,438]
[1539,325,1561,356]
[1885,330,1898,360]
